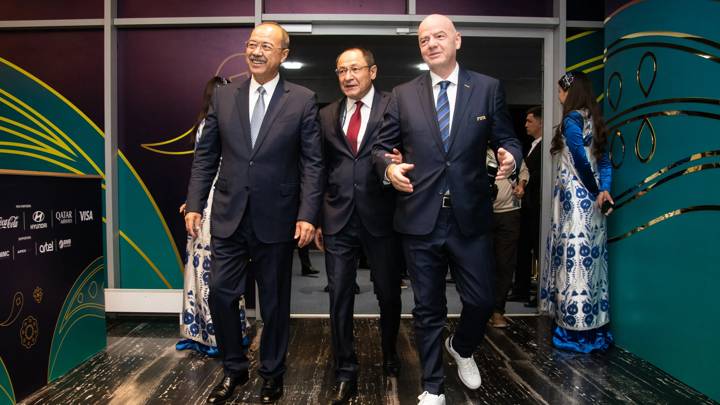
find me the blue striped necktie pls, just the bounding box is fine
[436,80,451,151]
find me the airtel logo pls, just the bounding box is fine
[38,241,54,254]
[32,211,45,223]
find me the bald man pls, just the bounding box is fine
[373,14,521,405]
[185,22,323,404]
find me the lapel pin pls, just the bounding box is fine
[464,83,471,88]
[477,115,486,121]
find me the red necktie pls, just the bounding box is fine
[346,101,362,154]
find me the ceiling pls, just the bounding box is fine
[279,35,544,106]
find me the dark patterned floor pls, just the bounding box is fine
[20,316,716,404]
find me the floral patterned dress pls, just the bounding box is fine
[539,109,613,353]
[178,121,249,355]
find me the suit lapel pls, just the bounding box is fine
[251,78,289,157]
[234,80,252,151]
[356,88,386,155]
[447,69,473,153]
[417,74,446,154]
[334,98,355,157]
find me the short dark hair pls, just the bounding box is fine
[526,106,542,119]
[335,47,376,67]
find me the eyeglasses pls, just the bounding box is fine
[334,65,371,77]
[245,41,285,53]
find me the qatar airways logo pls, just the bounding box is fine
[0,216,19,230]
[55,210,73,224]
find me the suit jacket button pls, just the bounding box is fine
[249,161,254,166]
[354,183,359,188]
[445,161,451,167]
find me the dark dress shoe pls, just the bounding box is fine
[207,372,249,404]
[260,377,283,403]
[302,266,319,276]
[329,380,358,404]
[383,354,401,377]
[353,283,360,294]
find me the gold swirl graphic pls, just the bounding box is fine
[33,287,43,304]
[637,51,657,98]
[140,52,249,156]
[603,0,647,25]
[609,206,720,243]
[605,42,720,64]
[635,118,657,163]
[0,292,23,327]
[606,31,720,54]
[614,162,720,211]
[609,110,720,133]
[610,130,625,169]
[615,150,720,201]
[607,72,622,111]
[606,98,720,125]
[20,316,39,349]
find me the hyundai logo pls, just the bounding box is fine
[32,211,45,223]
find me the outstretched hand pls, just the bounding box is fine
[496,147,516,180]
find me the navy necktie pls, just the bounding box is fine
[436,80,451,152]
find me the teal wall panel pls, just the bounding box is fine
[604,0,720,400]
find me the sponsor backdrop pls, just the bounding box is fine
[0,171,105,404]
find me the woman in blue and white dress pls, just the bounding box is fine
[177,76,249,356]
[540,71,614,353]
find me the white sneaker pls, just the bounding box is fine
[417,391,446,405]
[444,335,482,389]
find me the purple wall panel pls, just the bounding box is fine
[417,0,552,17]
[0,30,104,127]
[0,0,101,20]
[118,0,253,18]
[264,0,405,14]
[605,0,634,18]
[568,0,604,21]
[118,27,251,250]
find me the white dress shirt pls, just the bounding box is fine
[430,63,460,135]
[528,136,542,157]
[342,86,375,148]
[249,73,280,121]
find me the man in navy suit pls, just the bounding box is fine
[185,22,323,404]
[373,14,522,405]
[314,48,402,404]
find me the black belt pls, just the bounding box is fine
[442,195,452,208]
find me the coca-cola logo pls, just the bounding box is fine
[0,216,19,230]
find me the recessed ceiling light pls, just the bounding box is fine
[282,61,303,70]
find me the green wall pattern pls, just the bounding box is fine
[47,256,107,382]
[0,57,183,289]
[604,0,720,400]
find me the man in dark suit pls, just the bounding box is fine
[314,48,402,404]
[516,106,543,307]
[184,22,323,404]
[373,14,522,405]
